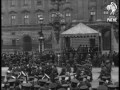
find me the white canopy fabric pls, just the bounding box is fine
[61,23,100,37]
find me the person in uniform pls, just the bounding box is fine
[54,77,62,89]
[60,64,67,75]
[97,80,108,90]
[70,79,80,90]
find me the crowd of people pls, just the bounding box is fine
[1,51,119,90]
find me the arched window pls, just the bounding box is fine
[89,6,96,22]
[64,8,72,23]
[49,8,56,22]
[11,15,16,25]
[24,13,29,25]
[10,0,15,7]
[35,9,44,24]
[37,14,43,23]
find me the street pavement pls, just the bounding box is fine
[2,67,119,88]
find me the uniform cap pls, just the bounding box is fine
[62,84,69,88]
[49,83,57,88]
[58,88,66,90]
[71,79,79,83]
[99,80,104,83]
[46,81,52,84]
[28,76,34,81]
[54,76,59,80]
[102,76,108,79]
[34,84,40,88]
[10,86,14,89]
[21,83,32,87]
[8,79,16,83]
[61,75,66,80]
[108,85,117,88]
[106,60,110,63]
[80,85,88,89]
[14,72,19,75]
[39,79,47,83]
[38,75,43,78]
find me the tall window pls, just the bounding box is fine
[11,15,16,25]
[65,12,71,22]
[23,0,28,6]
[12,39,16,46]
[89,11,96,22]
[37,14,43,24]
[10,0,15,7]
[24,14,29,25]
[103,10,109,20]
[37,0,42,5]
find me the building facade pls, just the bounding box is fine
[2,0,119,53]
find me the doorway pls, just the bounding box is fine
[22,35,32,51]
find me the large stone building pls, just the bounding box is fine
[1,0,119,53]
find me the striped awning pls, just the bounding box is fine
[61,23,100,37]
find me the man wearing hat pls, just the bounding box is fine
[98,64,108,79]
[97,80,108,90]
[60,64,67,75]
[80,85,89,90]
[33,84,40,90]
[54,76,62,89]
[70,79,80,90]
[49,83,58,90]
[8,79,16,89]
[21,83,32,90]
[38,79,47,90]
[78,75,91,89]
[107,85,117,90]
[105,60,112,79]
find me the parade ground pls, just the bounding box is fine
[2,67,119,88]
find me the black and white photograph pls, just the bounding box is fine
[1,0,119,90]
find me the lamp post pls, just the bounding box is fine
[38,16,44,56]
[50,0,65,44]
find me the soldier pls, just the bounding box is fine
[105,60,112,79]
[60,64,67,75]
[97,80,108,90]
[66,63,71,73]
[49,83,58,90]
[39,79,47,90]
[98,64,108,79]
[54,77,62,89]
[70,79,80,90]
[79,85,89,90]
[21,83,32,90]
[50,65,58,82]
[33,84,40,90]
[108,85,117,90]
